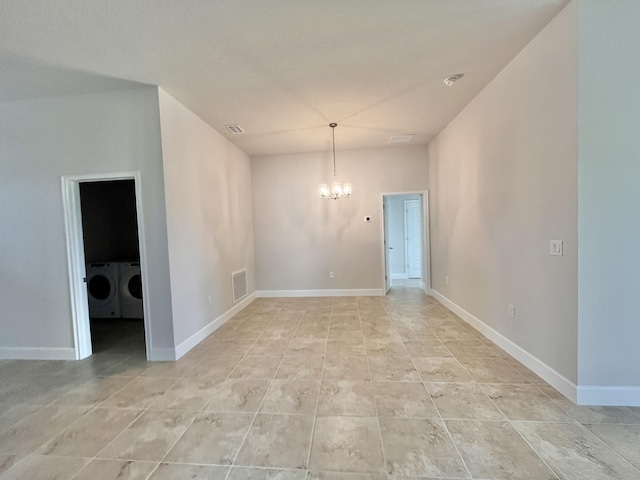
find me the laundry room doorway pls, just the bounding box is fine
[62,172,150,360]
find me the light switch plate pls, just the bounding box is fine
[550,240,563,256]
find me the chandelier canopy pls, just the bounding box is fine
[319,123,351,200]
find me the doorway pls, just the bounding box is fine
[62,172,150,360]
[381,192,430,294]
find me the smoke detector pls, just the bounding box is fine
[444,73,465,86]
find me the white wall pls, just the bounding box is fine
[428,3,578,387]
[577,1,640,399]
[252,145,428,293]
[0,87,175,358]
[158,89,256,351]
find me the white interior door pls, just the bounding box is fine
[383,196,392,293]
[405,199,422,279]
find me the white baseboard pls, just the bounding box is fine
[577,386,640,407]
[391,273,408,280]
[0,347,76,361]
[148,347,177,362]
[420,281,428,293]
[430,289,578,404]
[173,292,257,360]
[256,289,384,298]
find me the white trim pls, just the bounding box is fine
[391,273,408,280]
[174,292,257,360]
[430,289,578,403]
[148,348,177,362]
[61,172,152,361]
[420,281,428,294]
[0,347,76,361]
[256,289,384,298]
[577,386,640,407]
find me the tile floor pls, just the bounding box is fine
[1,287,640,479]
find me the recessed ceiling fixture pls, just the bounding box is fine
[444,73,465,86]
[388,134,415,144]
[224,124,245,134]
[319,123,351,200]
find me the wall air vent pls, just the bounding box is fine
[388,134,415,144]
[224,124,245,134]
[232,269,248,303]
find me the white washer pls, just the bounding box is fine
[86,263,121,318]
[119,262,143,319]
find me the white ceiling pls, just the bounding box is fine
[0,0,569,156]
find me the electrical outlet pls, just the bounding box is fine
[508,304,515,318]
[445,276,449,285]
[329,271,335,279]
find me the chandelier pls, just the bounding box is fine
[319,123,351,200]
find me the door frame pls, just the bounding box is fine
[380,191,431,294]
[61,171,151,360]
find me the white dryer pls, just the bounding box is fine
[119,262,143,319]
[86,263,121,318]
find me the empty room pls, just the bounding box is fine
[1,1,639,479]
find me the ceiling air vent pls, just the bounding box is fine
[388,134,415,144]
[224,124,245,134]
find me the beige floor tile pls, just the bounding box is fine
[514,421,640,480]
[325,338,366,356]
[323,356,370,380]
[426,382,505,420]
[456,357,527,383]
[481,383,574,422]
[0,455,87,480]
[235,413,314,469]
[378,417,469,478]
[0,404,39,432]
[72,459,158,480]
[402,339,451,357]
[0,405,91,454]
[227,467,307,479]
[0,454,21,476]
[586,423,640,469]
[205,378,270,412]
[52,376,133,407]
[442,339,497,358]
[260,379,320,414]
[38,407,141,457]
[373,382,438,418]
[139,361,197,378]
[446,420,557,479]
[364,339,407,356]
[275,355,324,379]
[367,356,420,382]
[318,380,376,416]
[214,339,257,356]
[97,410,195,461]
[147,463,229,479]
[100,377,177,409]
[412,357,473,383]
[229,356,283,379]
[248,338,291,356]
[164,411,253,465]
[286,339,327,355]
[309,416,385,473]
[149,377,222,411]
[188,355,243,379]
[563,404,640,425]
[307,473,386,480]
